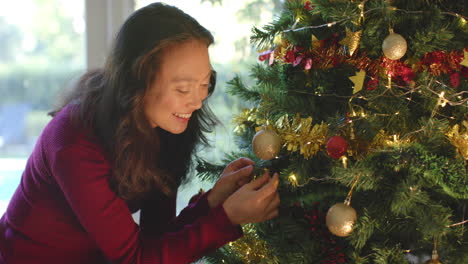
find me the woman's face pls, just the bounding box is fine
[144,39,211,134]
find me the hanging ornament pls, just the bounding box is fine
[349,69,366,94]
[311,34,322,49]
[460,49,468,67]
[326,136,348,159]
[252,129,282,160]
[382,30,407,60]
[339,28,362,56]
[327,175,360,237]
[424,237,443,264]
[326,201,357,237]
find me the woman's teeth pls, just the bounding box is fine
[174,113,191,118]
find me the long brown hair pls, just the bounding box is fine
[51,3,218,201]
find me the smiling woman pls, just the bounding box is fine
[0,3,280,264]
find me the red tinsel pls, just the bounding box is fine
[419,49,464,76]
[381,57,415,85]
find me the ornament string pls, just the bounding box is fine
[344,175,360,205]
[430,236,440,261]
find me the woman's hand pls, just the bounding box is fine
[207,157,255,208]
[223,170,280,225]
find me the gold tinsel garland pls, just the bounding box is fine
[276,114,328,159]
[233,109,328,159]
[446,121,468,160]
[233,108,265,134]
[227,224,279,264]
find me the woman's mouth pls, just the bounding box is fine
[174,112,192,121]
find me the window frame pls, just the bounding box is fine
[85,0,135,69]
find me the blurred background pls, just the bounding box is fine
[0,0,282,217]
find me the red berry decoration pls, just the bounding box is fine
[326,136,348,159]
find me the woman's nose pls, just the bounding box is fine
[189,93,203,110]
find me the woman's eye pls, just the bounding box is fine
[176,89,189,94]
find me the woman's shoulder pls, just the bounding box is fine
[40,104,104,155]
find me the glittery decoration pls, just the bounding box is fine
[339,28,362,56]
[420,50,464,76]
[232,108,264,134]
[446,121,468,160]
[276,114,329,159]
[326,202,357,237]
[228,224,279,264]
[252,129,282,160]
[382,32,407,60]
[273,33,285,47]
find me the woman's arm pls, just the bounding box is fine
[52,144,241,264]
[141,157,255,233]
[140,190,214,235]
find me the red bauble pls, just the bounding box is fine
[326,136,348,159]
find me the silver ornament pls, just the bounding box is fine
[382,32,407,60]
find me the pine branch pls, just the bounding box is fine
[226,75,261,103]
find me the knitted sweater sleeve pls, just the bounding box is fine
[51,144,242,264]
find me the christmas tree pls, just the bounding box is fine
[197,0,467,263]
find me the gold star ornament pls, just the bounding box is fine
[339,28,362,56]
[349,69,366,94]
[460,50,468,67]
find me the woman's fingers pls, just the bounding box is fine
[265,193,280,214]
[256,173,278,198]
[247,171,270,190]
[225,157,254,173]
[222,171,281,225]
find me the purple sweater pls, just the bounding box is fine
[0,105,242,263]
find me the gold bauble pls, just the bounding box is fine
[326,202,357,237]
[382,33,407,60]
[252,129,281,160]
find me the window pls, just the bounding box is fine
[0,0,85,215]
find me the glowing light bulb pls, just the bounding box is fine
[288,174,298,186]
